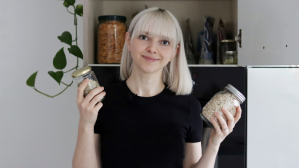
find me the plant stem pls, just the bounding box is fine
[67,8,74,15]
[64,66,78,73]
[61,81,72,86]
[73,5,79,69]
[33,80,74,98]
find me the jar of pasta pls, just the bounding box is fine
[71,66,104,102]
[97,15,127,64]
[200,84,246,128]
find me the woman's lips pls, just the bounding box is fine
[142,55,159,62]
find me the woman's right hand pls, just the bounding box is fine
[76,78,106,128]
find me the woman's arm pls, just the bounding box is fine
[73,78,105,168]
[72,123,101,168]
[188,106,242,168]
[189,141,219,168]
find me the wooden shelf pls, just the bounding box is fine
[88,64,241,67]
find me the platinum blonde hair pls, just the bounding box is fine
[120,7,193,95]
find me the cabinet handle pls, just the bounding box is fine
[235,29,242,48]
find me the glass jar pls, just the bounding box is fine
[71,66,103,101]
[97,15,127,64]
[223,51,237,64]
[200,84,246,128]
[220,40,236,64]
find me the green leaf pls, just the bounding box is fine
[48,71,64,85]
[53,48,67,70]
[64,0,75,6]
[26,71,38,87]
[63,1,70,8]
[58,31,72,46]
[68,45,83,59]
[75,4,83,16]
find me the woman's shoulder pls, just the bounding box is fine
[101,80,127,94]
[163,88,199,103]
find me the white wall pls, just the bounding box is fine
[1,0,83,167]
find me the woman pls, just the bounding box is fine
[73,7,242,168]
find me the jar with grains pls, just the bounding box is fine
[223,51,237,64]
[220,40,236,64]
[71,66,104,102]
[97,15,127,64]
[200,84,246,129]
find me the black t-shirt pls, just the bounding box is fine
[94,79,203,168]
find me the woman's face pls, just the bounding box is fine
[125,31,179,74]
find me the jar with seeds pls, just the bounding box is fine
[200,84,246,129]
[71,66,104,102]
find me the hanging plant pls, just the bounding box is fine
[26,0,83,98]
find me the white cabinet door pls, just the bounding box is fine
[247,67,299,168]
[238,0,299,66]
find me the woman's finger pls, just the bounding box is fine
[221,108,234,131]
[215,112,229,134]
[91,91,106,107]
[210,116,222,134]
[94,101,104,113]
[84,86,105,104]
[76,78,90,103]
[234,106,242,125]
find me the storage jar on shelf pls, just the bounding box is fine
[220,40,236,64]
[97,15,127,64]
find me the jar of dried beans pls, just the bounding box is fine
[97,15,127,64]
[200,84,246,128]
[71,66,104,102]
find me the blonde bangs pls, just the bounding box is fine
[131,10,179,49]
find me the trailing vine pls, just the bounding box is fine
[26,0,83,98]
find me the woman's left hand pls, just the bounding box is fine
[208,105,242,147]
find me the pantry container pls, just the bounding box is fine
[200,84,246,128]
[220,40,236,64]
[71,66,104,102]
[97,15,127,64]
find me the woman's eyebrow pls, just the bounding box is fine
[141,31,170,41]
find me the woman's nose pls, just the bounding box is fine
[146,41,157,54]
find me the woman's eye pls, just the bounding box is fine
[161,40,170,46]
[139,35,148,40]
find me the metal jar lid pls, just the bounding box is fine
[225,84,246,103]
[71,66,92,78]
[98,15,127,22]
[221,39,235,43]
[225,51,237,54]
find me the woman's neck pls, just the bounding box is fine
[126,76,165,97]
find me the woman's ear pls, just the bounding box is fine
[125,32,131,51]
[170,45,180,62]
[175,45,180,56]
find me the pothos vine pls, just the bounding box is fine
[26,0,83,98]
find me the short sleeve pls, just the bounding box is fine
[185,96,203,143]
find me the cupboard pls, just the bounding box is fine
[83,0,299,66]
